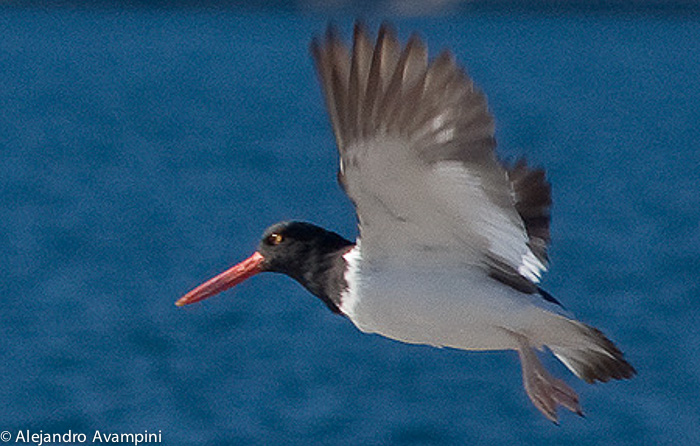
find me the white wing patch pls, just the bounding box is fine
[519,251,546,283]
[431,161,547,282]
[339,243,363,318]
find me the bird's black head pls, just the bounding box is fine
[258,221,352,279]
[175,221,353,310]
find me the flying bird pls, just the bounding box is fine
[176,23,635,422]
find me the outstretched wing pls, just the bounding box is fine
[311,23,551,292]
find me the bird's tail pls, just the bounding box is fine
[548,320,636,384]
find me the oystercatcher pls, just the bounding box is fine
[176,23,635,422]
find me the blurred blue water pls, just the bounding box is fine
[1,5,699,445]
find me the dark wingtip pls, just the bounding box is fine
[378,20,395,37]
[324,22,342,47]
[353,21,368,41]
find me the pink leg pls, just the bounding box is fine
[515,336,583,423]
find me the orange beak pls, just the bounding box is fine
[175,251,265,307]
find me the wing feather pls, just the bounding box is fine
[348,24,373,142]
[362,25,397,137]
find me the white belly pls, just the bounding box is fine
[340,250,568,351]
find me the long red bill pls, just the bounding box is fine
[175,251,265,307]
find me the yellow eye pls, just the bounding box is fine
[267,233,284,245]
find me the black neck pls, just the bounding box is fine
[295,243,353,313]
[262,225,354,314]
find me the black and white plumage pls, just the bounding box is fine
[177,23,635,422]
